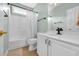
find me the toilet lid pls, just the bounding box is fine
[28,38,37,43]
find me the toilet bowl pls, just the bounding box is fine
[28,38,37,51]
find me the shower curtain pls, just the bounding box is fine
[9,6,37,43]
[26,10,37,39]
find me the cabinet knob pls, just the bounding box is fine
[45,39,48,44]
[48,40,51,46]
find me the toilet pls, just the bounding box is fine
[28,19,37,51]
[28,38,37,51]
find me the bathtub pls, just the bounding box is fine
[9,38,28,50]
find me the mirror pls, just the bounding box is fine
[76,14,79,26]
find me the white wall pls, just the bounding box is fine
[34,3,48,32]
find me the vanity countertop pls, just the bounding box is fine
[38,31,79,46]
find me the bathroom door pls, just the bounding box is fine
[0,7,9,56]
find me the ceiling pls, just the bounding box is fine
[20,3,37,8]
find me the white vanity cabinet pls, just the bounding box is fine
[49,39,79,56]
[37,34,49,56]
[37,33,79,56]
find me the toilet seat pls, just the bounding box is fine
[28,38,37,51]
[28,38,37,44]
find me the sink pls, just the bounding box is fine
[46,31,63,38]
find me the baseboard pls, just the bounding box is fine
[9,39,28,50]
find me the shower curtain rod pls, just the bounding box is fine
[7,3,38,13]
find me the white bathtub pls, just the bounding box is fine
[9,38,28,50]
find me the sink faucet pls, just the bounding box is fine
[56,27,63,35]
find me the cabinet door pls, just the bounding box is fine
[37,34,48,56]
[49,39,79,56]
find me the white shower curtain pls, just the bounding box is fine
[8,6,37,50]
[25,10,37,39]
[9,7,37,41]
